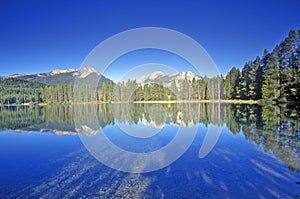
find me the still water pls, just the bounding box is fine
[0,103,299,198]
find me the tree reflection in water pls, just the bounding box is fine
[0,103,299,172]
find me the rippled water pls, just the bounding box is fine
[0,103,299,198]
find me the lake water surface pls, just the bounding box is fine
[0,103,299,198]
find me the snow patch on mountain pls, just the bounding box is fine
[2,73,30,79]
[50,68,76,75]
[137,71,201,87]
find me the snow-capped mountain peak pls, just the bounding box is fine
[75,66,101,78]
[137,71,201,87]
[173,71,200,81]
[138,71,165,83]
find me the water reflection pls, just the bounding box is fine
[0,103,299,173]
[1,103,300,198]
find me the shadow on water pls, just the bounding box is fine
[0,103,300,198]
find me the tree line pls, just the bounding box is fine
[99,77,224,102]
[224,29,300,101]
[0,76,223,105]
[99,29,300,102]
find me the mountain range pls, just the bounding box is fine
[0,67,202,87]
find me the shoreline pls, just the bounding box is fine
[0,99,260,106]
[1,99,299,107]
[132,100,259,104]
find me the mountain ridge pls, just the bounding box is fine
[0,66,107,85]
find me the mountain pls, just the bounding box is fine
[0,66,109,86]
[137,71,202,87]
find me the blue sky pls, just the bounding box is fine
[0,0,299,79]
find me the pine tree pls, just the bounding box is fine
[170,80,178,100]
[254,56,263,100]
[262,51,279,99]
[239,62,251,100]
[224,67,240,99]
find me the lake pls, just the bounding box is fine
[0,103,299,198]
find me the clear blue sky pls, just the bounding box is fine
[0,0,299,78]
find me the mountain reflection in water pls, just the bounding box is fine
[0,103,299,198]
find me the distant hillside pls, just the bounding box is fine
[22,72,77,85]
[0,78,45,88]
